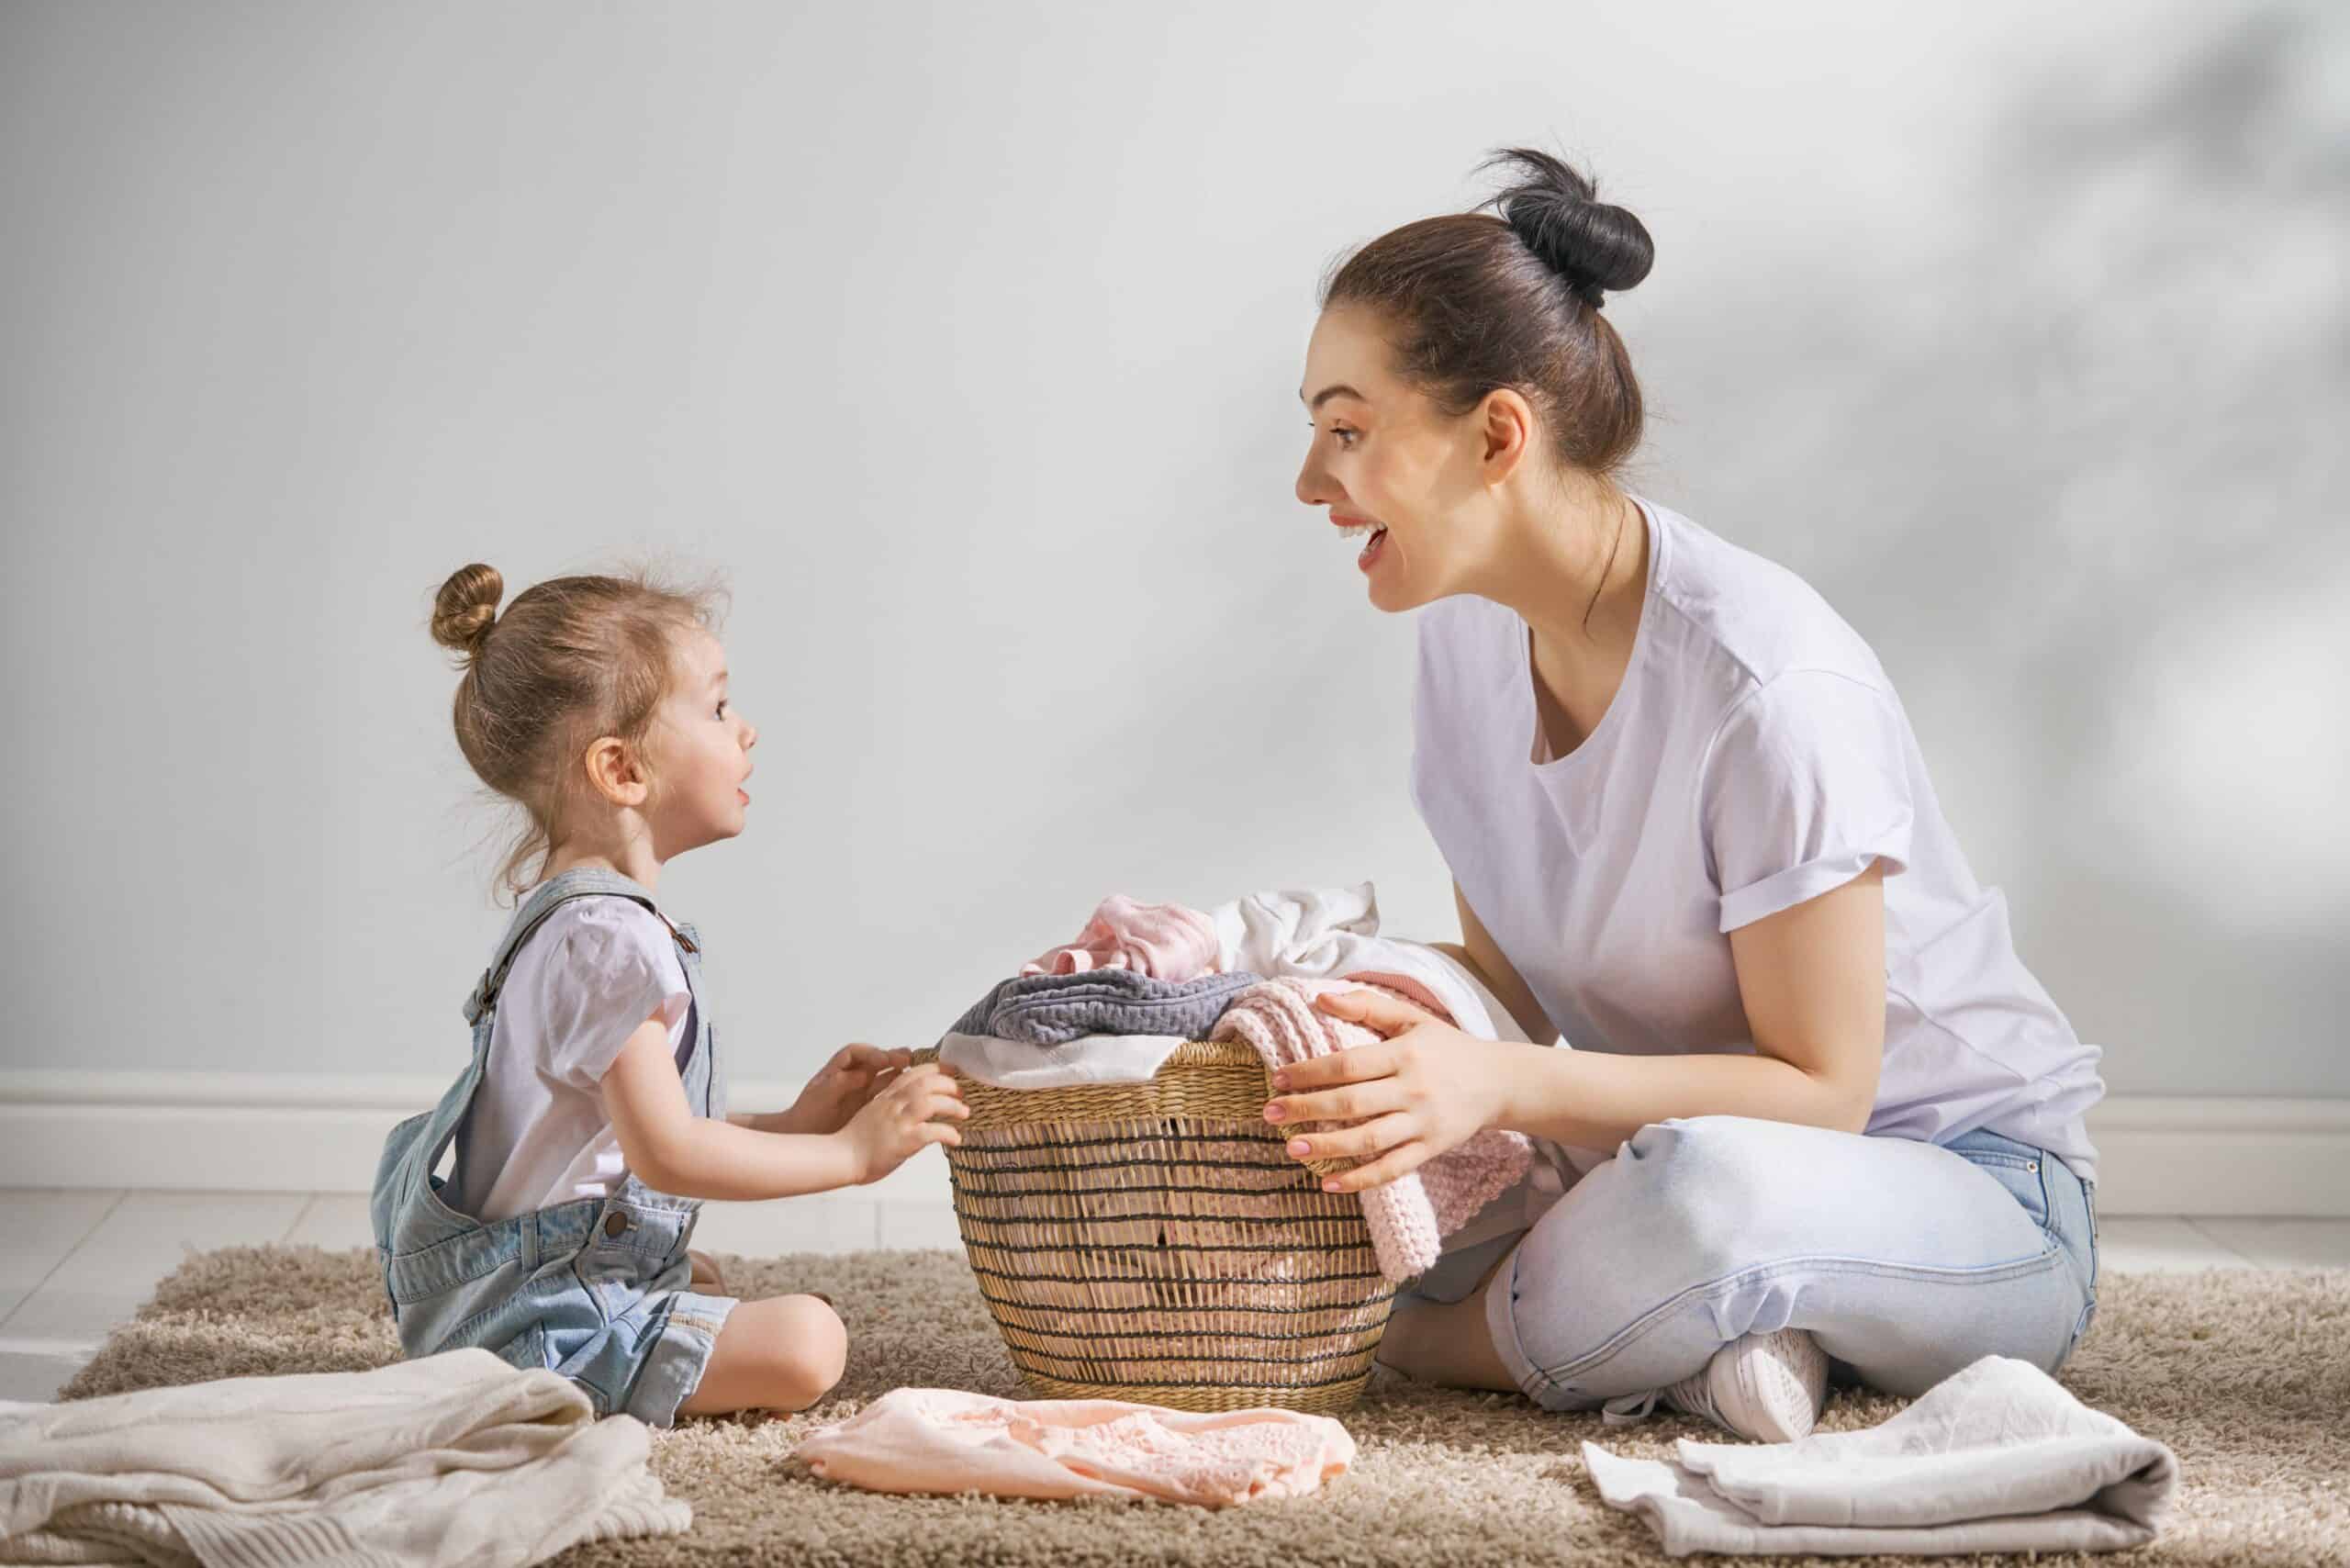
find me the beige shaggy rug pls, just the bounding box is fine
[56,1247,2350,1567]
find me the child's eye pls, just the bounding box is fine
[715,700,729,719]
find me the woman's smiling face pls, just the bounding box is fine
[1294,304,1503,612]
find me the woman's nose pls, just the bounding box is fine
[1296,454,1339,508]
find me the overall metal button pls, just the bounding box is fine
[604,1212,629,1238]
[2027,1161,2039,1172]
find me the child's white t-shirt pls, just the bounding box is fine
[1409,494,2104,1188]
[448,895,696,1223]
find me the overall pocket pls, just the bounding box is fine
[570,1208,670,1321]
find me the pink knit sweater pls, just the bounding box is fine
[1210,976,1533,1282]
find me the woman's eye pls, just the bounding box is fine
[1309,422,1360,449]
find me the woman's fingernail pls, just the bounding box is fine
[1263,1103,1285,1122]
[1288,1139,1310,1157]
[1270,1071,1290,1089]
[1322,1180,1342,1193]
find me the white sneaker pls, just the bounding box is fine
[1602,1327,1830,1443]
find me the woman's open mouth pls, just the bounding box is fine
[1335,517,1389,573]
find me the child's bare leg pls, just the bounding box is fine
[677,1294,846,1417]
[1374,1243,1520,1393]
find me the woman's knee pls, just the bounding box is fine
[1500,1120,1786,1369]
[1611,1115,1798,1271]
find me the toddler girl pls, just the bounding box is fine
[371,563,967,1425]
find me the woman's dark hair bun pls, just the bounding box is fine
[1481,147,1653,308]
[431,563,503,656]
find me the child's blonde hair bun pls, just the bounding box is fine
[431,564,503,657]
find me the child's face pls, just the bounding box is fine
[647,628,757,853]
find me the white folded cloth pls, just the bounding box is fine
[936,1029,1192,1089]
[0,1348,691,1568]
[1581,1354,2178,1557]
[1208,881,1514,1042]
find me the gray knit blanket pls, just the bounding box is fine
[946,969,1266,1047]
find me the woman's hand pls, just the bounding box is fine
[1262,990,1518,1193]
[778,1043,913,1136]
[840,1062,968,1183]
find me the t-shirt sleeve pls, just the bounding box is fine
[524,901,694,1090]
[1699,671,1916,934]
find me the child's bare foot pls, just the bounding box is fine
[688,1249,727,1294]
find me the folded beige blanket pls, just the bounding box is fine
[0,1349,690,1567]
[797,1387,1356,1506]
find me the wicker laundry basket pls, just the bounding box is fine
[911,1040,1396,1413]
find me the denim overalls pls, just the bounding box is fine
[370,868,737,1427]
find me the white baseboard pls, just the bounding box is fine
[0,1072,952,1205]
[0,1073,2344,1217]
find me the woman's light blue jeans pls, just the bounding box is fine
[1404,1115,2099,1411]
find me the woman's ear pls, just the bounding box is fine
[1478,386,1537,487]
[582,735,650,809]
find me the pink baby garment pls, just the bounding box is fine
[1021,894,1222,980]
[796,1387,1355,1506]
[1212,976,1534,1282]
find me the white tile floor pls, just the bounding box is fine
[1,1190,2342,1404]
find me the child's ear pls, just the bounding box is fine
[582,735,651,809]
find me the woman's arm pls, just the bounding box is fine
[1432,880,1559,1045]
[1498,861,1887,1148]
[604,1023,859,1197]
[1268,864,1889,1191]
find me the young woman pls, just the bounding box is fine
[1272,149,2102,1442]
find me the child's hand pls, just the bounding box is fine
[841,1063,968,1183]
[784,1043,915,1137]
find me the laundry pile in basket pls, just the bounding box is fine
[935,882,1595,1282]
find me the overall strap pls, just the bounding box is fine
[460,867,695,1025]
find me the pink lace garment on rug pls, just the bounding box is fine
[1211,975,1534,1282]
[796,1387,1356,1506]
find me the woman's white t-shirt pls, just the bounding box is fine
[447,896,696,1223]
[1410,494,2104,1187]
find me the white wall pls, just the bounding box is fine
[3,0,2343,1102]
